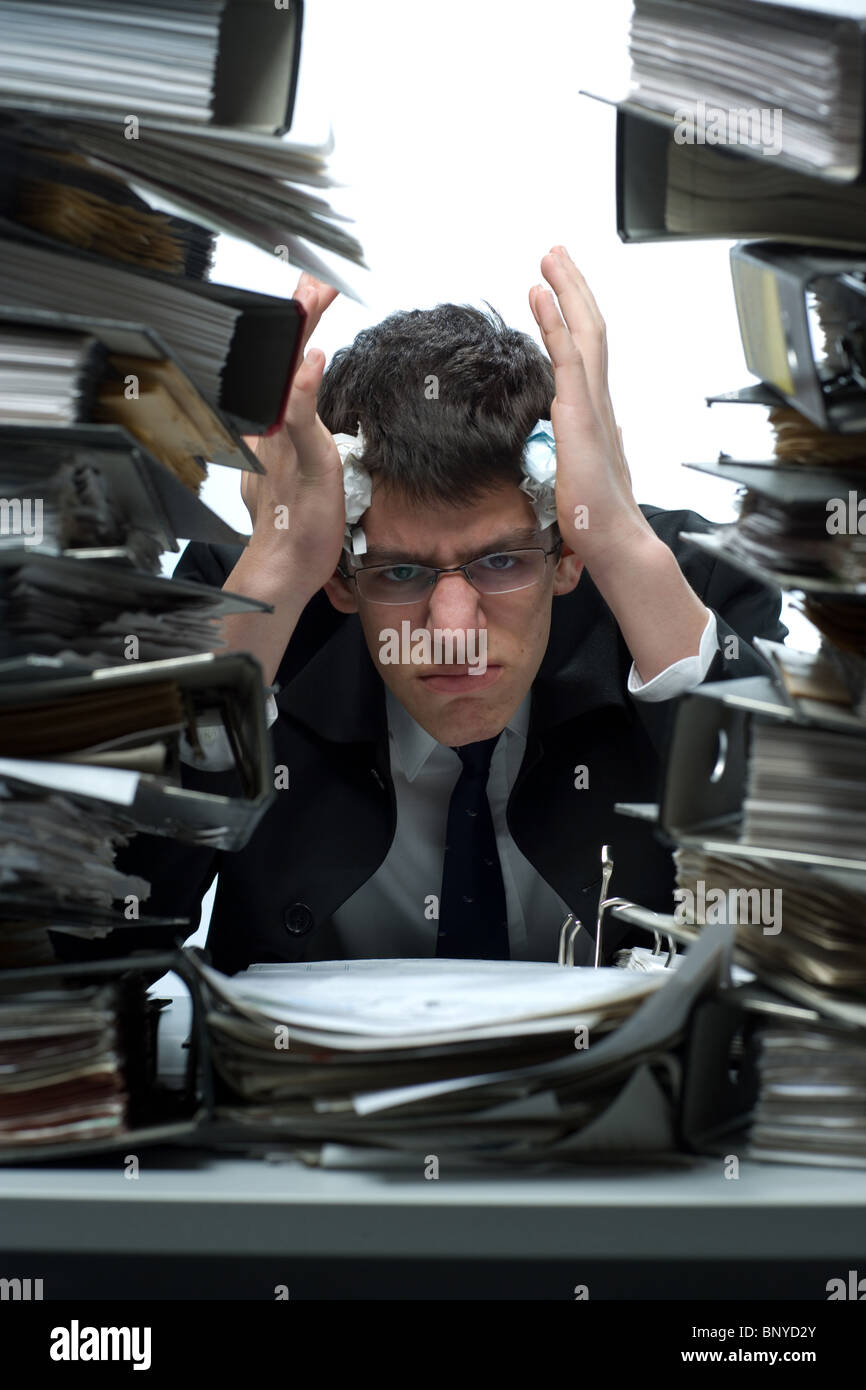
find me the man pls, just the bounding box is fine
[115,247,786,973]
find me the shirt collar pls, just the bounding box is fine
[386,686,531,783]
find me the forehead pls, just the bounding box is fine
[360,481,539,566]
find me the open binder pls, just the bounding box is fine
[0,950,207,1164]
[0,924,760,1167]
[0,651,276,851]
[0,422,252,558]
[610,105,866,247]
[0,234,307,435]
[0,0,305,136]
[0,303,265,474]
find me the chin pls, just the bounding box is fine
[414,693,514,747]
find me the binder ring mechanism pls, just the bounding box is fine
[557,844,678,969]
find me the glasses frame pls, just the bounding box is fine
[337,528,564,606]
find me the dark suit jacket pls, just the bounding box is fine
[104,504,786,973]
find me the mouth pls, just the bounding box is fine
[418,665,503,693]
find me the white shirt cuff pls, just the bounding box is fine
[627,609,718,703]
[179,692,279,771]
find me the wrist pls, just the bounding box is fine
[230,537,320,610]
[571,507,658,581]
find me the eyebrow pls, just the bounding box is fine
[361,527,543,568]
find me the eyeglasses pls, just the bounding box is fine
[338,533,563,606]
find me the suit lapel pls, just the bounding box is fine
[275,611,387,745]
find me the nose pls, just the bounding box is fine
[425,569,486,637]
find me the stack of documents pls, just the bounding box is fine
[0,771,147,910]
[0,983,127,1150]
[742,720,866,859]
[190,933,728,1165]
[674,847,866,1005]
[628,0,866,178]
[0,1,310,1153]
[0,137,216,279]
[0,0,303,132]
[0,304,267,479]
[0,553,268,664]
[802,595,866,657]
[723,491,866,585]
[0,426,252,566]
[0,766,150,967]
[0,238,239,412]
[0,0,365,291]
[663,139,866,244]
[0,238,305,434]
[0,652,275,852]
[0,324,103,424]
[748,1022,866,1167]
[34,119,367,288]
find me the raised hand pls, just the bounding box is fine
[240,272,346,598]
[529,244,710,682]
[529,246,652,567]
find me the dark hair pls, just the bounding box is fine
[318,303,554,508]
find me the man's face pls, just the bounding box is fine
[324,481,582,745]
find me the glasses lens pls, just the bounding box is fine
[467,549,546,593]
[355,563,433,604]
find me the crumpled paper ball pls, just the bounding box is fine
[519,418,558,529]
[333,429,372,555]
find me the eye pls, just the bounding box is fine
[476,552,518,571]
[380,563,425,583]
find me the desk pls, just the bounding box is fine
[1,1153,864,1299]
[1,986,864,1300]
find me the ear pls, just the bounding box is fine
[552,544,584,597]
[323,570,359,613]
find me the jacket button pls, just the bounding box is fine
[283,902,315,936]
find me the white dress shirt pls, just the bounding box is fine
[181,609,719,957]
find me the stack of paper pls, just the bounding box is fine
[0,427,251,567]
[191,933,728,1164]
[0,0,302,131]
[0,239,239,409]
[0,325,103,423]
[39,119,367,287]
[663,139,866,243]
[0,650,276,852]
[743,720,866,859]
[0,983,127,1150]
[0,553,268,663]
[723,492,866,585]
[0,137,216,280]
[674,848,866,1004]
[0,773,147,906]
[748,1023,866,1167]
[629,0,866,178]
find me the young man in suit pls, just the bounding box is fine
[115,247,786,973]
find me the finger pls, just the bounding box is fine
[283,348,325,428]
[529,284,597,422]
[295,277,340,351]
[540,250,619,443]
[540,250,600,341]
[549,246,605,330]
[540,251,607,390]
[282,349,339,479]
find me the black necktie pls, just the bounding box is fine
[436,736,509,960]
